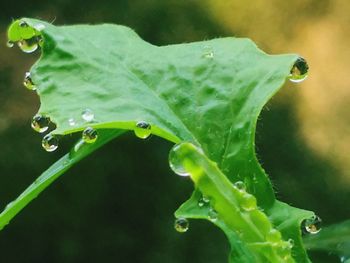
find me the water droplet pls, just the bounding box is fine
[68,118,76,126]
[23,72,36,90]
[301,215,322,234]
[174,218,189,233]
[266,229,282,243]
[234,181,246,191]
[6,41,14,48]
[289,57,309,83]
[134,121,152,139]
[287,239,294,248]
[240,193,257,212]
[169,144,190,177]
[42,134,58,152]
[208,208,218,221]
[81,109,94,122]
[19,20,28,27]
[82,127,98,144]
[17,38,39,53]
[203,46,214,58]
[198,195,210,207]
[31,115,50,133]
[38,36,44,47]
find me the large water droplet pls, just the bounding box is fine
[234,181,246,191]
[17,38,39,53]
[208,208,218,221]
[134,121,152,139]
[82,127,98,144]
[81,109,94,122]
[6,41,14,48]
[289,57,309,83]
[169,144,190,177]
[42,134,58,152]
[240,193,257,212]
[174,218,189,233]
[198,195,210,207]
[23,72,36,90]
[301,215,322,234]
[31,115,50,133]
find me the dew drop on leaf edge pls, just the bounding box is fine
[6,41,14,48]
[31,115,50,133]
[42,134,58,152]
[134,121,152,139]
[168,144,190,177]
[82,127,98,144]
[301,215,322,234]
[17,38,39,53]
[23,72,36,90]
[174,218,189,233]
[289,57,309,83]
[81,109,94,122]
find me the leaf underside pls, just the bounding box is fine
[2,18,316,262]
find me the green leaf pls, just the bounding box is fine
[174,142,296,262]
[4,18,315,262]
[303,220,350,261]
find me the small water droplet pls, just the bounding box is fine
[19,20,28,27]
[38,36,44,47]
[42,134,58,152]
[31,115,50,133]
[169,144,190,177]
[203,46,214,59]
[234,181,246,191]
[208,208,218,221]
[82,127,98,144]
[81,109,94,122]
[17,38,39,53]
[174,218,189,233]
[289,57,309,83]
[287,239,294,248]
[240,193,257,212]
[301,215,322,234]
[23,72,36,90]
[266,229,282,243]
[68,118,76,126]
[134,121,152,139]
[198,195,210,207]
[6,41,14,48]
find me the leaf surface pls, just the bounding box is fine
[3,18,315,262]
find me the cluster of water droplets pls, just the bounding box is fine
[289,57,309,83]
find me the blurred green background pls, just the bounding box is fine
[0,0,349,262]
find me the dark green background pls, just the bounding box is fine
[0,1,348,262]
